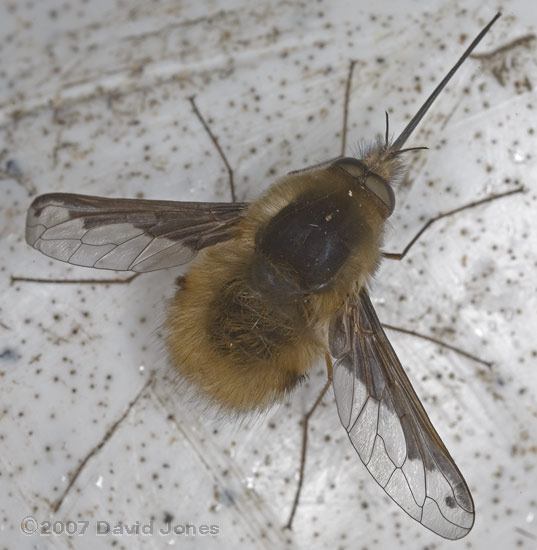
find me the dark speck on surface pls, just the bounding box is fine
[6,159,22,175]
[0,348,18,361]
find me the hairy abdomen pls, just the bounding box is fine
[166,240,324,413]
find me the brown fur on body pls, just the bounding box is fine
[166,161,397,414]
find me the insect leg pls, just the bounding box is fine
[340,59,357,157]
[289,57,356,175]
[378,189,524,369]
[382,187,524,261]
[188,95,236,203]
[381,322,492,367]
[284,353,333,530]
[11,273,141,285]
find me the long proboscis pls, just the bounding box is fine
[391,12,501,151]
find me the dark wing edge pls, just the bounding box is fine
[25,193,249,272]
[329,288,475,540]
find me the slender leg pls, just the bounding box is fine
[284,354,333,530]
[380,188,526,366]
[381,323,492,368]
[382,187,524,261]
[11,273,140,285]
[188,95,236,203]
[340,60,357,157]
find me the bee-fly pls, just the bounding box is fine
[24,13,516,539]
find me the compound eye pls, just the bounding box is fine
[364,173,395,215]
[334,157,368,178]
[334,157,396,216]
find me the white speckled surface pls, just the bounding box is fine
[1,0,537,548]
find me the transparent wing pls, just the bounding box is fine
[25,193,248,272]
[329,288,474,539]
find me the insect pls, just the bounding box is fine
[23,12,514,540]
